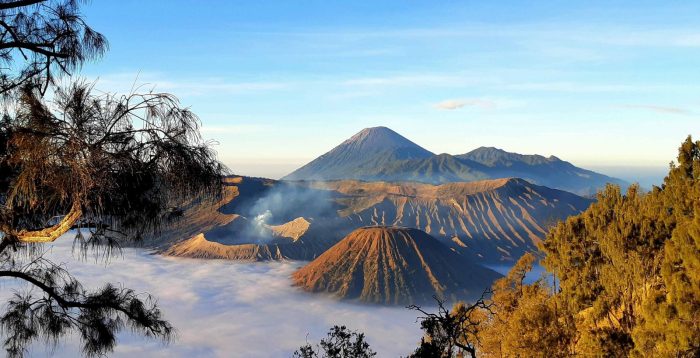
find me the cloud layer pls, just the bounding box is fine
[2,240,423,357]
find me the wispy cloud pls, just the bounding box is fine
[617,104,693,115]
[343,74,486,88]
[502,82,643,93]
[85,72,292,96]
[433,99,497,110]
[241,24,700,46]
[200,124,271,135]
[243,25,700,49]
[586,30,700,48]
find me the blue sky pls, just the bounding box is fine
[79,1,700,181]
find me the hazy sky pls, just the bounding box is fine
[79,1,700,179]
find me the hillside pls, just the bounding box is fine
[293,226,502,305]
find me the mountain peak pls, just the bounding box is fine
[459,146,553,166]
[356,126,392,134]
[283,127,433,181]
[341,126,430,153]
[475,146,505,152]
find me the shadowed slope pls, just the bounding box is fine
[372,153,491,183]
[293,226,502,305]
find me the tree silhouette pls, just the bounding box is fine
[0,84,225,357]
[407,292,492,358]
[294,325,376,358]
[0,0,107,97]
[0,1,225,357]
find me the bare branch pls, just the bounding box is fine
[0,1,45,11]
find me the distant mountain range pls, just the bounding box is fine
[293,226,502,305]
[283,126,627,196]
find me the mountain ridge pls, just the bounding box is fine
[158,175,593,263]
[283,127,627,196]
[316,176,592,261]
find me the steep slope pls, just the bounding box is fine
[269,217,311,241]
[313,178,593,262]
[457,147,628,196]
[293,226,502,305]
[283,126,434,181]
[375,153,490,184]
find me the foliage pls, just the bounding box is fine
[293,325,376,358]
[0,1,225,357]
[477,253,575,357]
[0,256,172,357]
[495,135,700,357]
[0,82,224,246]
[403,135,700,357]
[0,82,223,357]
[631,137,700,356]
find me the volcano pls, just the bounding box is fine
[282,126,434,181]
[293,226,502,305]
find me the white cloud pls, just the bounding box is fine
[616,104,692,115]
[434,98,497,110]
[4,239,423,358]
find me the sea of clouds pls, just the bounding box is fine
[2,239,423,357]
